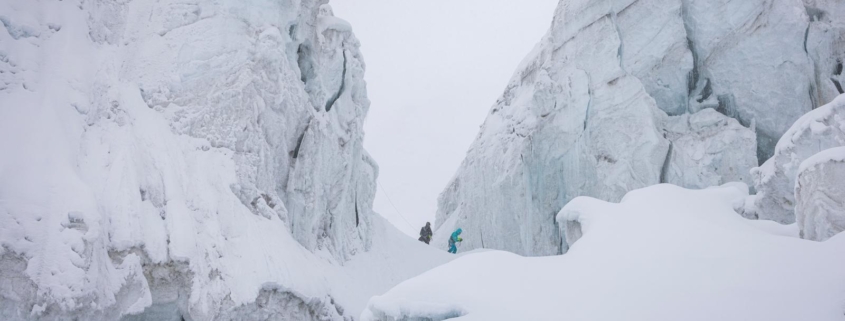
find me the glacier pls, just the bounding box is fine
[0,0,454,320]
[435,0,845,256]
[4,0,845,319]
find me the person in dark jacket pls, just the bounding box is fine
[418,222,433,244]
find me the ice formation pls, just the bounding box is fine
[0,0,453,320]
[794,146,845,241]
[366,184,845,321]
[663,109,758,190]
[805,0,845,107]
[751,94,845,223]
[436,0,844,256]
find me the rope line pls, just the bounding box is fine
[376,179,415,231]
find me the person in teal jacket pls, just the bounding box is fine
[448,228,463,254]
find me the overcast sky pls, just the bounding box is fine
[331,1,559,237]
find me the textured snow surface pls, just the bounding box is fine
[752,94,845,223]
[367,184,845,321]
[0,0,453,319]
[795,146,845,241]
[435,0,845,255]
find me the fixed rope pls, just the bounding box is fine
[376,179,415,231]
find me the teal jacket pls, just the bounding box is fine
[449,228,463,245]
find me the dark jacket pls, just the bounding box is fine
[418,225,433,244]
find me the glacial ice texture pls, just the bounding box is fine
[752,94,845,223]
[434,0,845,255]
[795,147,845,241]
[0,0,450,320]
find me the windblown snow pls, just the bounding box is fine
[365,184,845,321]
[0,0,453,320]
[435,0,845,256]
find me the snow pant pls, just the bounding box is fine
[448,243,457,254]
[418,236,430,244]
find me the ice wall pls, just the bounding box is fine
[795,147,845,241]
[804,0,845,107]
[751,94,845,223]
[0,0,400,319]
[663,109,758,189]
[683,0,815,161]
[437,0,843,256]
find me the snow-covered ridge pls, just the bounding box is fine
[0,0,452,320]
[368,184,845,321]
[436,0,845,256]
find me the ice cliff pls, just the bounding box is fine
[751,94,845,224]
[750,94,845,241]
[795,147,845,241]
[436,0,845,256]
[0,0,451,320]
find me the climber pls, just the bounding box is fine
[447,228,463,254]
[418,222,433,244]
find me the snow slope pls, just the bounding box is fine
[435,0,845,256]
[365,184,845,321]
[0,0,453,319]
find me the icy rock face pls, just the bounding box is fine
[752,94,845,223]
[663,109,758,189]
[437,0,836,256]
[285,4,377,260]
[683,0,816,161]
[804,0,845,106]
[615,0,693,116]
[435,0,673,256]
[0,0,381,319]
[794,147,845,241]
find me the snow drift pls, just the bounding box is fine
[435,0,845,256]
[0,0,452,320]
[366,184,845,321]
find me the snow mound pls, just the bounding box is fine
[368,184,845,321]
[795,146,845,241]
[752,94,845,223]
